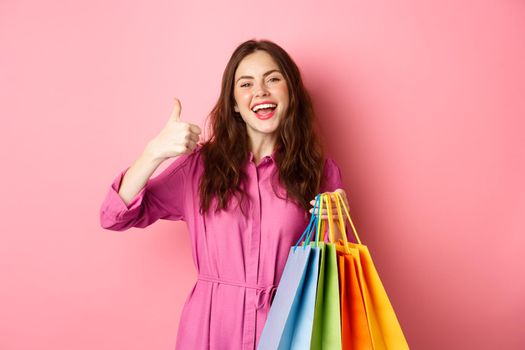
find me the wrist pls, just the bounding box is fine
[142,144,166,164]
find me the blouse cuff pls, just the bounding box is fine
[103,167,147,221]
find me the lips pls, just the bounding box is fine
[252,103,277,120]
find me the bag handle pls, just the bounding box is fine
[319,193,352,256]
[293,194,321,250]
[311,192,343,245]
[300,192,348,246]
[325,193,352,255]
[293,191,362,249]
[307,193,328,246]
[333,191,362,245]
[315,193,326,244]
[322,193,336,243]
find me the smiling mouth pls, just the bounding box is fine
[253,108,276,120]
[252,103,277,116]
[255,107,275,115]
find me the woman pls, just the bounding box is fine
[100,39,348,349]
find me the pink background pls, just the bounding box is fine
[1,0,524,349]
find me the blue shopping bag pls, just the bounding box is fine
[257,195,323,350]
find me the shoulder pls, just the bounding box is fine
[161,144,204,179]
[323,157,341,175]
[320,157,343,192]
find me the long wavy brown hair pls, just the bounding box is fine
[199,39,326,216]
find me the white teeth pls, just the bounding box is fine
[252,103,277,112]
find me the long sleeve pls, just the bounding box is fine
[99,154,191,231]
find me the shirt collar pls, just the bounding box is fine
[248,145,279,163]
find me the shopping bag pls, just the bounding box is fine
[257,195,323,350]
[310,241,343,350]
[336,246,374,349]
[320,193,373,350]
[331,192,410,350]
[310,194,343,350]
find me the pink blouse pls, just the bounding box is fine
[99,144,343,350]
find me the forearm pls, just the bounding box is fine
[117,148,165,206]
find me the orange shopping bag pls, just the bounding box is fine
[326,192,410,350]
[336,246,374,349]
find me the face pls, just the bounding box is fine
[233,50,289,143]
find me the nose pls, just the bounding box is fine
[254,81,269,97]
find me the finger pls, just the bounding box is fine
[189,124,202,134]
[334,189,348,202]
[170,98,182,122]
[329,192,341,201]
[309,203,341,211]
[185,139,197,151]
[310,197,332,205]
[319,209,340,216]
[328,193,347,207]
[304,212,328,220]
[309,208,341,216]
[186,132,200,143]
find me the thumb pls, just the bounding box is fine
[170,97,182,122]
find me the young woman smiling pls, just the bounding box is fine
[100,39,348,350]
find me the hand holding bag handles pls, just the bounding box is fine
[259,191,410,350]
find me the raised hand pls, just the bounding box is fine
[146,98,202,161]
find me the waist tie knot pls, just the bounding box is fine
[255,285,277,309]
[198,274,277,310]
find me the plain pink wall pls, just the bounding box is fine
[1,0,524,349]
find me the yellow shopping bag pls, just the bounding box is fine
[326,192,410,350]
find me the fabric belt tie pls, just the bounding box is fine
[198,274,277,310]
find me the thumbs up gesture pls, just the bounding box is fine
[146,98,202,161]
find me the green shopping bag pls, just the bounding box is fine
[310,194,342,350]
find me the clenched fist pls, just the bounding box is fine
[146,98,202,161]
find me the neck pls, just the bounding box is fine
[249,136,276,163]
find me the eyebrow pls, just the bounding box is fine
[235,69,282,84]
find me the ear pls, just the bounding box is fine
[234,104,239,113]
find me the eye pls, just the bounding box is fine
[268,77,280,83]
[240,82,251,87]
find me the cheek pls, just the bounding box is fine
[235,92,251,106]
[278,92,289,110]
[277,84,289,99]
